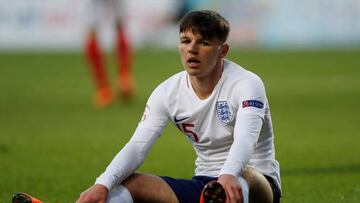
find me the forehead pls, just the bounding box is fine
[179,30,214,41]
[180,30,201,38]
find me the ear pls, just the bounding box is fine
[219,43,229,59]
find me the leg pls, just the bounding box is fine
[122,173,179,203]
[242,167,273,203]
[115,23,134,99]
[85,29,113,107]
[111,0,134,99]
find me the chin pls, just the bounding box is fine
[187,70,202,77]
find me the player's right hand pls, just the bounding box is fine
[218,174,243,203]
[76,184,109,203]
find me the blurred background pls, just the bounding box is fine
[1,0,360,51]
[1,0,360,203]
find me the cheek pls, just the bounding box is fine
[178,47,187,65]
[204,51,220,63]
[178,46,185,57]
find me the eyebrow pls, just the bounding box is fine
[179,34,205,41]
[179,35,190,40]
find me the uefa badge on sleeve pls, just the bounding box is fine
[216,101,233,124]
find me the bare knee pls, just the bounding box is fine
[243,167,273,203]
[122,173,178,203]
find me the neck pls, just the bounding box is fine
[190,60,224,100]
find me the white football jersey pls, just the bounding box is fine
[96,59,281,192]
[138,59,281,190]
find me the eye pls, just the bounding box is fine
[201,41,210,46]
[180,38,191,44]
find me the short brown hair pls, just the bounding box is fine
[179,10,230,43]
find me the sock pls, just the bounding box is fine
[238,176,249,203]
[116,25,133,97]
[85,33,109,90]
[116,25,132,78]
[106,185,133,203]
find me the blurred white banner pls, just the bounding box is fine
[0,0,359,51]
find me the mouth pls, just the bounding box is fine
[186,57,200,68]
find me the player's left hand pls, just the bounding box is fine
[218,174,243,203]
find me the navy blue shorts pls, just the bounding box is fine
[161,175,281,203]
[264,175,282,203]
[161,176,217,203]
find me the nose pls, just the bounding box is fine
[188,42,198,54]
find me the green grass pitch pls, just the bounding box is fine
[0,49,359,202]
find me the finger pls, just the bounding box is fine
[230,186,244,203]
[238,186,244,203]
[235,186,243,203]
[224,186,231,203]
[226,187,237,203]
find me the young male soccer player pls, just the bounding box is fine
[77,10,281,203]
[85,0,133,107]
